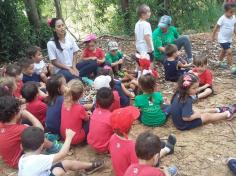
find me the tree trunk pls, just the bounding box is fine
[164,0,170,11]
[54,0,63,19]
[24,0,40,32]
[120,0,130,35]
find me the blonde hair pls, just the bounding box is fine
[0,77,17,96]
[64,79,84,108]
[193,55,208,67]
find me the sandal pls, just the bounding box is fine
[85,159,104,175]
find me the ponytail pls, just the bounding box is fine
[48,18,63,51]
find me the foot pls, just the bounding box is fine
[217,106,230,113]
[85,160,104,174]
[165,134,177,155]
[226,109,235,121]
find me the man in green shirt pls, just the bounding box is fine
[152,15,193,62]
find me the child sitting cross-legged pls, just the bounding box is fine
[109,106,177,176]
[124,131,177,176]
[87,87,114,153]
[18,127,104,176]
[170,73,236,131]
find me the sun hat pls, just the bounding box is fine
[158,15,172,28]
[93,75,111,90]
[84,34,97,43]
[108,41,119,51]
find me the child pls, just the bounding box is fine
[5,64,23,98]
[105,41,124,74]
[21,82,47,125]
[135,4,154,61]
[45,74,66,135]
[170,73,236,131]
[60,79,90,145]
[0,76,17,97]
[134,74,168,127]
[87,87,114,153]
[124,131,177,176]
[192,56,213,99]
[82,34,107,67]
[212,3,236,68]
[164,44,191,82]
[26,46,49,83]
[18,127,104,175]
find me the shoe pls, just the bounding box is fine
[45,133,60,142]
[165,134,176,155]
[226,109,235,121]
[217,106,230,113]
[85,159,104,174]
[168,166,178,176]
[82,77,94,86]
[46,140,63,154]
[219,62,229,69]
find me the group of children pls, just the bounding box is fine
[0,2,236,176]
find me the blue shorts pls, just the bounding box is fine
[220,43,231,50]
[178,118,203,131]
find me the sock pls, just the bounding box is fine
[216,108,220,113]
[163,146,171,153]
[226,111,231,118]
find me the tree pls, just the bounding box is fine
[54,0,63,19]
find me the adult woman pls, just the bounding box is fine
[152,15,193,62]
[47,18,97,82]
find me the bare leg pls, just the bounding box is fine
[197,88,213,99]
[219,49,226,61]
[226,48,233,66]
[51,167,66,176]
[201,111,228,124]
[62,160,92,171]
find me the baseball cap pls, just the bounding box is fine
[111,106,140,137]
[158,15,172,28]
[108,41,119,51]
[83,34,97,43]
[93,75,111,90]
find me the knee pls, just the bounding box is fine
[205,88,213,94]
[181,35,190,43]
[51,167,66,176]
[226,49,232,55]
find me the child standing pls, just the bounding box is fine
[170,73,236,131]
[192,56,213,99]
[87,87,114,153]
[134,74,168,127]
[135,4,154,61]
[18,127,104,176]
[60,79,90,145]
[164,44,191,82]
[212,3,236,68]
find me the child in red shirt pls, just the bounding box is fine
[60,79,90,145]
[87,87,114,153]
[192,56,213,100]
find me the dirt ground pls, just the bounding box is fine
[1,33,236,176]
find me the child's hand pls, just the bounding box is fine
[118,59,123,64]
[65,129,76,139]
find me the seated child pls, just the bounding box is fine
[109,106,176,176]
[45,74,66,136]
[87,87,114,153]
[18,127,104,176]
[192,56,213,99]
[0,76,17,97]
[94,75,120,111]
[5,64,23,98]
[105,41,124,74]
[60,79,90,145]
[26,45,49,83]
[170,73,236,131]
[82,34,107,67]
[164,44,191,82]
[21,82,47,125]
[124,131,177,176]
[134,74,169,127]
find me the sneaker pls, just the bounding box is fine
[85,159,104,174]
[168,166,178,176]
[165,134,177,155]
[82,77,94,86]
[217,106,230,113]
[219,62,229,69]
[46,140,63,154]
[45,133,60,142]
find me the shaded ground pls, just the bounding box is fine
[1,33,236,176]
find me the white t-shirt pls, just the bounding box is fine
[217,15,236,43]
[47,34,79,73]
[135,20,154,53]
[34,60,46,75]
[18,154,54,176]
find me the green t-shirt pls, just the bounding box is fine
[134,92,166,126]
[152,26,179,60]
[105,51,123,64]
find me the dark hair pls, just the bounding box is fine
[46,74,65,105]
[21,82,38,102]
[193,55,208,67]
[137,4,150,17]
[21,127,44,152]
[138,73,156,93]
[49,18,64,51]
[5,64,22,77]
[224,3,234,11]
[0,96,20,123]
[26,46,41,58]
[20,58,34,70]
[96,87,114,109]
[165,44,178,57]
[171,73,199,103]
[135,131,161,160]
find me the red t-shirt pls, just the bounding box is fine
[87,108,113,153]
[13,80,23,98]
[109,134,138,176]
[60,103,87,144]
[26,97,47,125]
[124,164,165,176]
[110,91,121,112]
[0,123,27,168]
[193,68,213,86]
[82,47,105,60]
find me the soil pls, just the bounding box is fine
[1,33,236,176]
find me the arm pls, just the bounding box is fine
[144,34,153,52]
[21,110,44,130]
[158,47,165,53]
[212,24,220,41]
[178,61,192,68]
[197,84,211,92]
[121,83,135,98]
